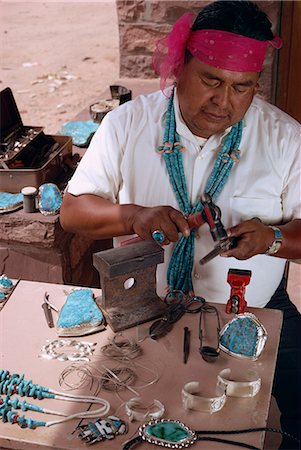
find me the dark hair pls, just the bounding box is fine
[192,0,273,41]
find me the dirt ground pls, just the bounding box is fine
[1,1,119,134]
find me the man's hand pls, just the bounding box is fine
[130,205,190,245]
[220,219,275,259]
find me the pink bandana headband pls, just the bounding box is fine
[153,12,283,91]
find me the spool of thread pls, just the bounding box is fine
[21,186,37,213]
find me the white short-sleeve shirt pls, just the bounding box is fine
[67,89,301,307]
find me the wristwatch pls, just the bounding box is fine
[265,226,283,255]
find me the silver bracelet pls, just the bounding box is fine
[125,397,165,422]
[182,381,226,414]
[217,368,261,397]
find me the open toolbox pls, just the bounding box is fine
[0,87,72,193]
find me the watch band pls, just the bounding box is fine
[265,226,282,255]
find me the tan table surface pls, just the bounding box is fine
[0,280,282,450]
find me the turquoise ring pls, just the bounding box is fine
[152,230,165,243]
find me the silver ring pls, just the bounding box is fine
[152,230,165,243]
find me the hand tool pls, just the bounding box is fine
[119,193,236,261]
[41,292,56,328]
[226,268,252,314]
[198,193,237,265]
[198,304,221,363]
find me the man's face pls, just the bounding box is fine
[176,57,260,138]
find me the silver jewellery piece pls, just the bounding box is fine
[219,312,268,361]
[152,230,166,243]
[0,274,14,294]
[40,339,97,362]
[265,226,283,255]
[125,397,165,422]
[78,415,128,444]
[139,419,197,449]
[0,274,14,307]
[182,381,226,414]
[217,368,261,398]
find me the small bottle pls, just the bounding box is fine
[21,186,37,213]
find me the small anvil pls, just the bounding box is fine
[93,241,167,332]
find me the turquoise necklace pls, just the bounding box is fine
[157,88,242,293]
[0,369,110,429]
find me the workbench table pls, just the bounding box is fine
[0,280,282,449]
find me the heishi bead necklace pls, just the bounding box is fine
[0,369,110,429]
[157,87,242,293]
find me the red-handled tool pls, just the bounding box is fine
[198,193,237,265]
[120,193,233,253]
[226,268,252,314]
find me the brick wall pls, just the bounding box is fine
[116,0,281,101]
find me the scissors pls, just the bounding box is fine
[149,290,206,340]
[163,290,206,313]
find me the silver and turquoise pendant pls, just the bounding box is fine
[0,274,14,293]
[219,312,268,360]
[38,183,62,216]
[0,192,23,214]
[139,419,197,448]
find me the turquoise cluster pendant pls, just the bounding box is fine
[219,312,268,360]
[139,419,196,448]
[38,183,62,215]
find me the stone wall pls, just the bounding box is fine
[0,209,112,287]
[116,0,281,101]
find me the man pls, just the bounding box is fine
[60,1,301,448]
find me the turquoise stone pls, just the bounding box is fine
[38,183,62,215]
[60,120,99,147]
[57,289,103,328]
[152,230,165,243]
[0,192,23,213]
[0,275,13,291]
[145,421,189,443]
[56,288,104,336]
[219,316,258,357]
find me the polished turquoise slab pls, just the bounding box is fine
[145,421,189,442]
[220,316,258,356]
[57,289,103,328]
[38,183,62,215]
[60,120,99,147]
[0,192,23,213]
